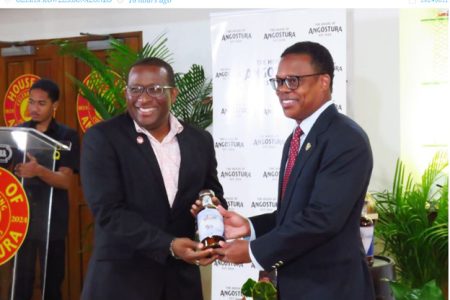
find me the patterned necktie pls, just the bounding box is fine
[281,126,302,199]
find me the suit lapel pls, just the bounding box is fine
[122,114,168,203]
[278,105,338,223]
[172,129,190,210]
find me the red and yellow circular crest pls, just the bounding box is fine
[3,74,40,127]
[77,91,103,133]
[77,71,125,132]
[0,167,29,266]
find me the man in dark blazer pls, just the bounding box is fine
[215,41,375,299]
[80,57,226,300]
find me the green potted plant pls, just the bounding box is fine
[53,34,212,129]
[373,152,448,298]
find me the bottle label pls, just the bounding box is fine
[197,208,224,242]
[360,226,374,255]
[202,195,213,207]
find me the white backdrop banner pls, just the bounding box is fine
[210,9,347,300]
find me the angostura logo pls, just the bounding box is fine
[3,74,40,127]
[0,167,29,265]
[308,22,343,36]
[263,28,296,40]
[221,29,252,42]
[76,72,106,132]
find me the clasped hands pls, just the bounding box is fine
[14,153,42,178]
[174,198,252,267]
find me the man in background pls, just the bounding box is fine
[14,78,80,300]
[215,41,375,300]
[81,57,226,300]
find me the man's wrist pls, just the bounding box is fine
[36,164,45,177]
[169,238,180,259]
[245,219,251,236]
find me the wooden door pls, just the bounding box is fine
[0,31,142,300]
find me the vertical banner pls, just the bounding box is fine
[210,9,347,300]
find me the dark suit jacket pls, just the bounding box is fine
[80,113,226,300]
[250,105,375,300]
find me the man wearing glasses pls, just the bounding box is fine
[80,57,226,300]
[215,41,375,300]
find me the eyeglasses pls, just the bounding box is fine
[268,73,325,90]
[126,85,174,98]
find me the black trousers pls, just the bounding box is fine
[14,239,65,300]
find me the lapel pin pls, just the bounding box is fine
[305,143,312,151]
[137,136,144,144]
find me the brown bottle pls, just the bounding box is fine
[196,189,225,249]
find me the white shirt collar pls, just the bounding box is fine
[133,114,184,143]
[297,100,334,138]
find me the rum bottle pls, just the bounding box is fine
[196,189,225,249]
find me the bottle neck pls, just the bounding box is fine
[204,204,217,209]
[201,194,214,207]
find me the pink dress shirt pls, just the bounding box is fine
[134,114,184,207]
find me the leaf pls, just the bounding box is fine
[172,64,213,129]
[106,34,173,79]
[390,280,444,300]
[390,281,418,300]
[54,39,125,118]
[140,33,174,63]
[66,74,111,120]
[241,278,256,297]
[252,281,277,300]
[420,280,445,300]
